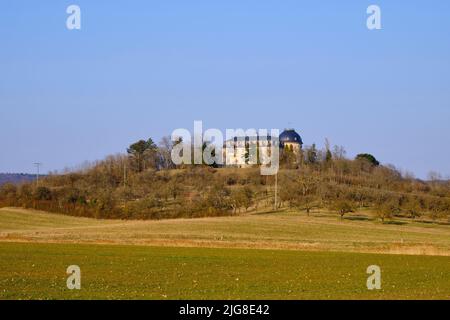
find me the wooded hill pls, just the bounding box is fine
[1,138,449,222]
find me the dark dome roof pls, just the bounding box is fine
[279,129,303,144]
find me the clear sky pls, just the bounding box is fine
[1,1,449,178]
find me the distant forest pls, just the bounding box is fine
[1,137,449,222]
[0,174,38,186]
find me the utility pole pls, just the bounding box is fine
[123,161,127,187]
[274,173,278,210]
[34,162,42,186]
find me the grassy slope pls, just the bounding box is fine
[1,208,450,255]
[0,242,449,300]
[0,208,117,231]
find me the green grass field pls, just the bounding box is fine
[0,207,449,299]
[1,242,449,300]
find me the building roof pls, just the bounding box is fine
[279,129,303,144]
[222,128,303,146]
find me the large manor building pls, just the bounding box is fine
[223,128,303,167]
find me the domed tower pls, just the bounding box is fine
[279,128,303,153]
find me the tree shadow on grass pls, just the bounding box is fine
[344,215,374,222]
[252,209,282,216]
[382,220,408,225]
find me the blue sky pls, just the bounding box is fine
[0,1,449,178]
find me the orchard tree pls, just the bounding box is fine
[292,195,317,216]
[403,198,422,219]
[375,199,400,222]
[333,200,355,219]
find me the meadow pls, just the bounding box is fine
[0,207,449,299]
[1,242,449,300]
